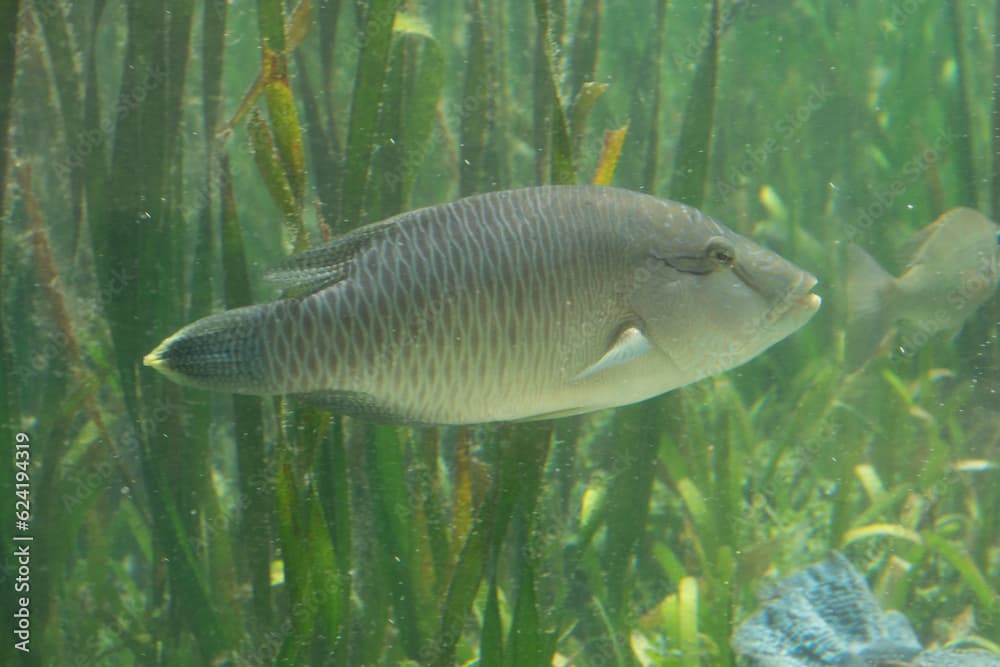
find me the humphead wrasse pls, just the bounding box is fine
[144,186,821,424]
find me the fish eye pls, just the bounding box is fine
[705,236,736,269]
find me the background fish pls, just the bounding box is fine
[144,186,820,424]
[846,208,1000,368]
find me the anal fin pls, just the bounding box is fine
[291,390,423,425]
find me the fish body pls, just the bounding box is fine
[145,186,820,425]
[846,208,1000,367]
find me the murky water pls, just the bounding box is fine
[1,1,998,665]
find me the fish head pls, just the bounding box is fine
[623,201,821,383]
[960,225,1000,305]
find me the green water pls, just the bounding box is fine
[1,1,998,665]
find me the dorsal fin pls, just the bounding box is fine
[264,219,397,297]
[902,208,995,269]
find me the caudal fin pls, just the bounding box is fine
[845,244,897,369]
[144,305,273,393]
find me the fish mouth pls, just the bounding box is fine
[795,273,822,313]
[733,255,821,319]
[801,292,822,312]
[768,272,821,329]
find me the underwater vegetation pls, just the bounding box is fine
[0,1,999,666]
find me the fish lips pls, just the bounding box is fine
[774,271,822,329]
[732,269,821,355]
[718,270,820,367]
[795,272,822,312]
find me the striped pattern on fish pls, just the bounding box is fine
[145,186,821,424]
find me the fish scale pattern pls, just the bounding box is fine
[258,187,630,423]
[148,185,821,423]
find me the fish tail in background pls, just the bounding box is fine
[845,244,897,369]
[143,303,277,393]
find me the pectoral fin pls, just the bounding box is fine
[573,326,652,382]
